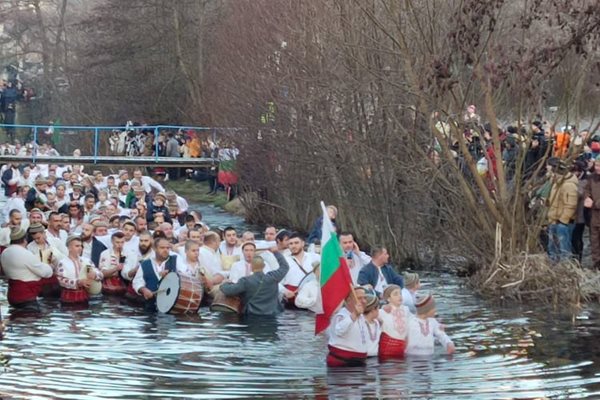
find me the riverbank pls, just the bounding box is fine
[164,179,245,216]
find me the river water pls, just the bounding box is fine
[1,205,600,399]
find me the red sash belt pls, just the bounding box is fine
[283,284,298,308]
[39,276,61,298]
[102,275,127,295]
[61,288,89,304]
[378,332,406,359]
[7,279,43,305]
[125,281,144,305]
[326,345,367,367]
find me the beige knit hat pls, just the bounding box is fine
[416,293,436,316]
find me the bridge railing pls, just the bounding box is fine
[0,123,238,164]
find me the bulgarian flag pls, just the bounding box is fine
[315,201,353,335]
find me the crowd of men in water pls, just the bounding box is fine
[0,159,453,366]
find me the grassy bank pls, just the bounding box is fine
[164,179,229,207]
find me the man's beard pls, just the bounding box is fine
[80,234,91,242]
[139,243,152,255]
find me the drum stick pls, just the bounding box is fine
[153,288,168,295]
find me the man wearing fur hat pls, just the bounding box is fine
[25,177,48,211]
[27,222,66,266]
[0,227,53,307]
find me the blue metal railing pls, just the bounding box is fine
[0,123,236,164]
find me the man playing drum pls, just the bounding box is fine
[132,237,182,311]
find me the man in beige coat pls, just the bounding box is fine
[547,161,578,262]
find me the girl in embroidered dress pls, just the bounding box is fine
[378,284,410,358]
[363,294,381,357]
[405,293,455,356]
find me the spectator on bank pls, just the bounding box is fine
[547,161,578,262]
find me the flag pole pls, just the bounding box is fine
[349,282,359,304]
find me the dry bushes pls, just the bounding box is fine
[471,254,580,304]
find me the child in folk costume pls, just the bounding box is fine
[56,236,103,304]
[402,272,420,314]
[363,294,381,357]
[378,284,410,358]
[405,294,455,356]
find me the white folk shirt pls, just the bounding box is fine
[121,249,154,281]
[283,251,320,287]
[404,317,453,357]
[374,268,388,294]
[379,304,410,340]
[327,307,368,353]
[82,240,93,261]
[46,230,69,259]
[99,249,135,276]
[258,250,278,273]
[57,256,102,290]
[140,175,165,194]
[0,245,53,281]
[1,196,26,225]
[402,288,417,314]
[199,246,225,277]
[176,256,202,278]
[123,236,140,256]
[228,259,253,283]
[219,242,243,257]
[365,319,382,357]
[27,240,66,267]
[345,251,371,285]
[132,255,186,293]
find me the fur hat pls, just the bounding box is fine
[10,228,26,242]
[382,284,401,301]
[28,223,45,234]
[66,235,81,246]
[416,293,436,316]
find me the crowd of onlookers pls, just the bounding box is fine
[432,105,600,268]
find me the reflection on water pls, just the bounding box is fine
[2,274,600,399]
[1,206,600,398]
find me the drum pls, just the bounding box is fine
[210,290,242,314]
[84,265,102,296]
[156,272,203,314]
[220,254,240,271]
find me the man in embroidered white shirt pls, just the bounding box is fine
[133,237,181,301]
